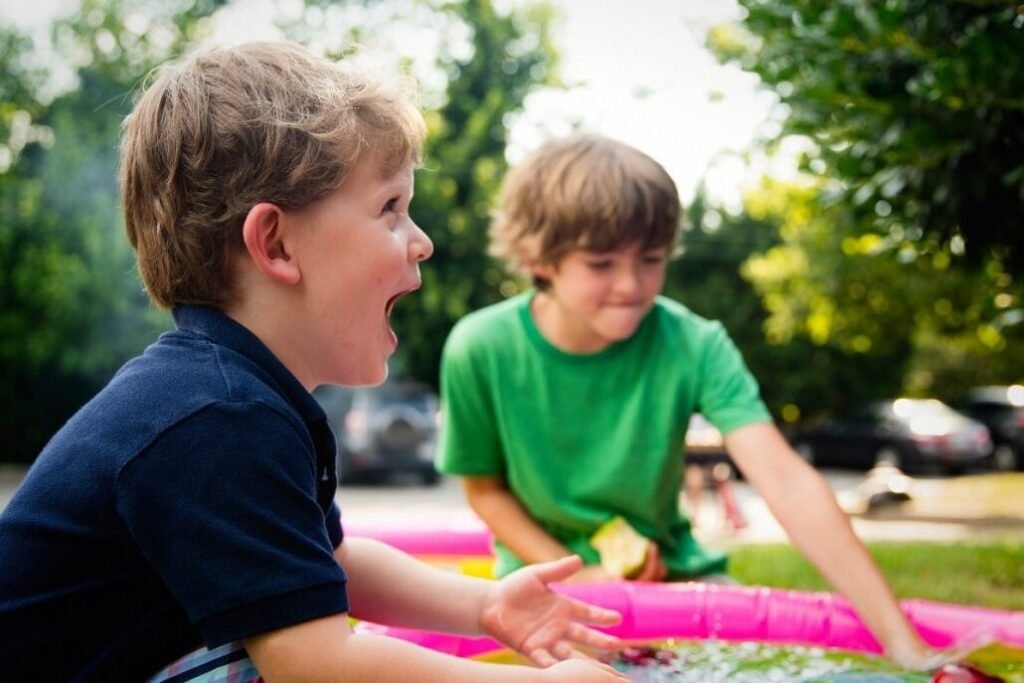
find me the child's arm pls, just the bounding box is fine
[464,476,666,582]
[461,476,572,564]
[725,422,937,668]
[460,475,615,583]
[245,614,628,682]
[336,537,622,665]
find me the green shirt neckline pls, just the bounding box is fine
[518,290,651,364]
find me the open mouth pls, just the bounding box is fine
[385,285,419,317]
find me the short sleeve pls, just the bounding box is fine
[116,402,349,647]
[436,325,505,476]
[696,323,773,434]
[328,501,343,548]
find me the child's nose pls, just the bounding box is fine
[409,221,433,262]
[614,265,642,295]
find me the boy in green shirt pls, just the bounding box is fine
[438,134,936,666]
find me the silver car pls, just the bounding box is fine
[314,382,440,486]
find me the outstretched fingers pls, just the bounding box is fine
[529,641,587,668]
[530,647,559,668]
[569,597,623,628]
[531,554,584,584]
[566,622,621,651]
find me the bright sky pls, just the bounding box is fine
[2,0,779,208]
[511,0,778,208]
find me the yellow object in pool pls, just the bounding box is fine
[419,555,497,578]
[590,516,649,578]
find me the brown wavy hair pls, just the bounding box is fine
[489,134,681,288]
[120,41,425,309]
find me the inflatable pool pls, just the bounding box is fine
[356,581,1024,658]
[347,521,1024,657]
[344,518,497,577]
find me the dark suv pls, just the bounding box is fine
[313,382,441,485]
[957,385,1024,471]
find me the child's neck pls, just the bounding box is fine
[530,292,613,355]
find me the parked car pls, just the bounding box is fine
[955,385,1024,471]
[787,398,992,474]
[314,382,441,485]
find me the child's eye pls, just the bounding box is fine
[643,253,667,265]
[381,197,400,215]
[586,260,613,271]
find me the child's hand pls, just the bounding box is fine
[885,637,956,671]
[479,555,622,667]
[562,563,616,584]
[541,658,630,682]
[632,542,668,582]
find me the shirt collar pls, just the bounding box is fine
[171,305,327,425]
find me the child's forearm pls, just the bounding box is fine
[765,466,927,660]
[246,617,617,683]
[728,423,929,664]
[336,536,491,634]
[463,478,571,564]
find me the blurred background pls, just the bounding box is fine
[1,0,1022,472]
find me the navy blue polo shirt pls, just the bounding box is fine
[0,306,349,682]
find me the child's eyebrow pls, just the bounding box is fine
[376,175,413,198]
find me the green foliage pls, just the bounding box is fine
[729,539,1024,610]
[1,1,226,461]
[711,0,1024,272]
[392,0,558,387]
[668,191,908,422]
[733,175,1023,406]
[706,2,1024,408]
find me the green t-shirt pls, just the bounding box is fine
[437,292,772,578]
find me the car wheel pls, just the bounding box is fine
[793,442,815,466]
[874,446,902,470]
[992,444,1019,472]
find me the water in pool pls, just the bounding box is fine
[609,640,925,683]
[480,640,1020,682]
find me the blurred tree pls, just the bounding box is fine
[704,0,1024,408]
[391,0,559,387]
[1,0,225,461]
[737,176,1023,407]
[710,0,1024,272]
[668,189,908,424]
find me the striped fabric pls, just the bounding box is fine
[148,642,261,683]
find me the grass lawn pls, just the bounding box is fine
[728,537,1024,611]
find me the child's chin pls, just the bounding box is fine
[364,368,390,387]
[344,366,389,388]
[603,322,643,341]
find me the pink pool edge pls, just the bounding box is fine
[356,581,1024,658]
[345,521,1024,657]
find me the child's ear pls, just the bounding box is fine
[241,202,301,286]
[528,260,555,281]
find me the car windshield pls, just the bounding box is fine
[883,398,964,436]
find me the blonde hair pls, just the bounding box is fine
[120,41,426,309]
[489,134,681,286]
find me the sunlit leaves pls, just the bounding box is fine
[703,0,1024,408]
[710,0,1024,273]
[738,176,1024,402]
